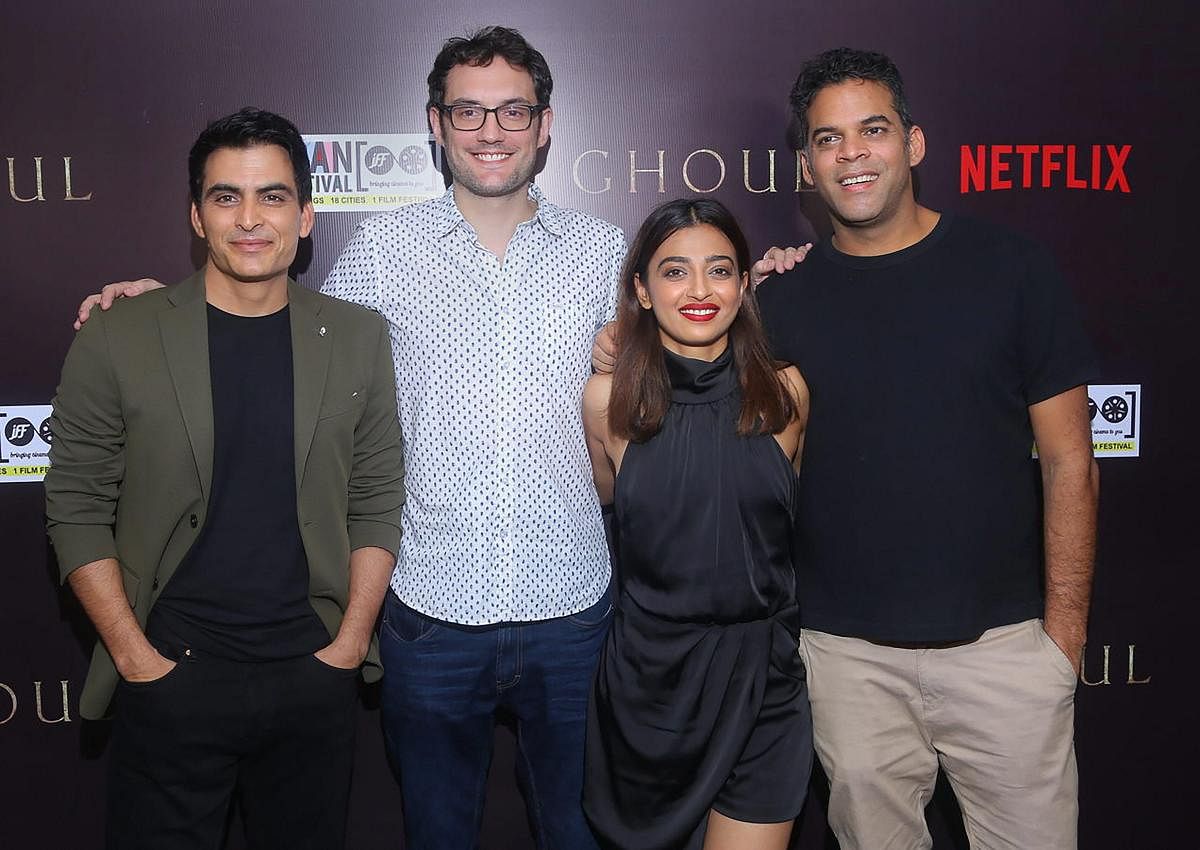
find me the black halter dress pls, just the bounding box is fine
[583,348,812,850]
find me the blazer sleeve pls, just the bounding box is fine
[44,312,126,582]
[346,311,405,555]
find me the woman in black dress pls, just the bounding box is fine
[581,199,812,850]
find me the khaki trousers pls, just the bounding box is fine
[799,620,1078,850]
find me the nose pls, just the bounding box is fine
[684,271,712,301]
[235,198,262,231]
[476,110,504,143]
[836,135,869,162]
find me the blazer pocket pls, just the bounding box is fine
[317,387,368,421]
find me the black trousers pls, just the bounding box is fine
[105,647,359,850]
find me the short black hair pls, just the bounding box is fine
[427,26,553,111]
[188,107,311,206]
[789,48,914,147]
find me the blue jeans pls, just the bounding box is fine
[379,588,611,849]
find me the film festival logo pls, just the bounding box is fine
[5,156,92,202]
[959,144,1131,193]
[0,405,54,482]
[303,133,444,212]
[1088,384,1140,458]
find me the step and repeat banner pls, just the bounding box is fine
[2,1,1194,847]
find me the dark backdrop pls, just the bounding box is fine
[2,2,1196,847]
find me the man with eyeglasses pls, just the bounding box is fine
[320,25,624,847]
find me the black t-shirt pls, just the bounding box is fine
[758,215,1097,641]
[148,304,329,660]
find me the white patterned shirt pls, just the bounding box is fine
[322,185,624,624]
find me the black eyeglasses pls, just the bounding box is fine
[436,102,547,132]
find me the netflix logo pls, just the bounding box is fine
[960,144,1131,193]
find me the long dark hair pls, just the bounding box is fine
[609,198,797,441]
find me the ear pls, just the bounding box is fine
[536,106,554,149]
[799,149,814,187]
[739,270,749,296]
[633,273,653,310]
[190,202,206,240]
[299,201,315,239]
[429,105,446,147]
[907,124,926,168]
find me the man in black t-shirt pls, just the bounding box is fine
[751,49,1099,849]
[45,109,405,850]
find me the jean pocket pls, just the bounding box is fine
[566,590,613,629]
[381,594,440,642]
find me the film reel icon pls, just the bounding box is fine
[397,145,428,175]
[1099,395,1128,424]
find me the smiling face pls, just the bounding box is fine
[189,144,313,290]
[635,223,748,361]
[429,58,552,200]
[800,78,924,234]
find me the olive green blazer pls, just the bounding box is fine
[45,273,405,719]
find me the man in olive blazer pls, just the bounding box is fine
[44,108,404,850]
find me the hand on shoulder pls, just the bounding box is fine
[751,243,814,288]
[74,278,165,330]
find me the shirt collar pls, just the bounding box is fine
[432,182,567,239]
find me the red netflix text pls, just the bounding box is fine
[959,144,1131,193]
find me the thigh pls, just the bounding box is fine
[800,629,939,850]
[106,657,240,850]
[378,592,499,848]
[716,620,812,825]
[928,620,1078,850]
[507,590,611,850]
[238,656,359,850]
[702,809,792,850]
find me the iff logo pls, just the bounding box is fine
[364,146,395,175]
[4,417,36,446]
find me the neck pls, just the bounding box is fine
[831,203,940,257]
[203,265,289,316]
[453,183,537,259]
[659,333,729,363]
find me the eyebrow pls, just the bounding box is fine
[655,254,735,269]
[810,114,893,139]
[447,97,534,107]
[204,182,294,198]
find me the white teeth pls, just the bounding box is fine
[475,152,510,161]
[840,174,878,186]
[680,308,717,316]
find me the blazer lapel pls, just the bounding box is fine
[289,282,331,493]
[158,272,214,502]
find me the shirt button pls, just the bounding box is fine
[151,578,159,590]
[190,514,199,528]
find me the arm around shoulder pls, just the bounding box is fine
[778,365,810,472]
[45,313,125,581]
[583,373,619,505]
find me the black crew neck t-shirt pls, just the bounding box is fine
[757,215,1097,642]
[148,304,329,660]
